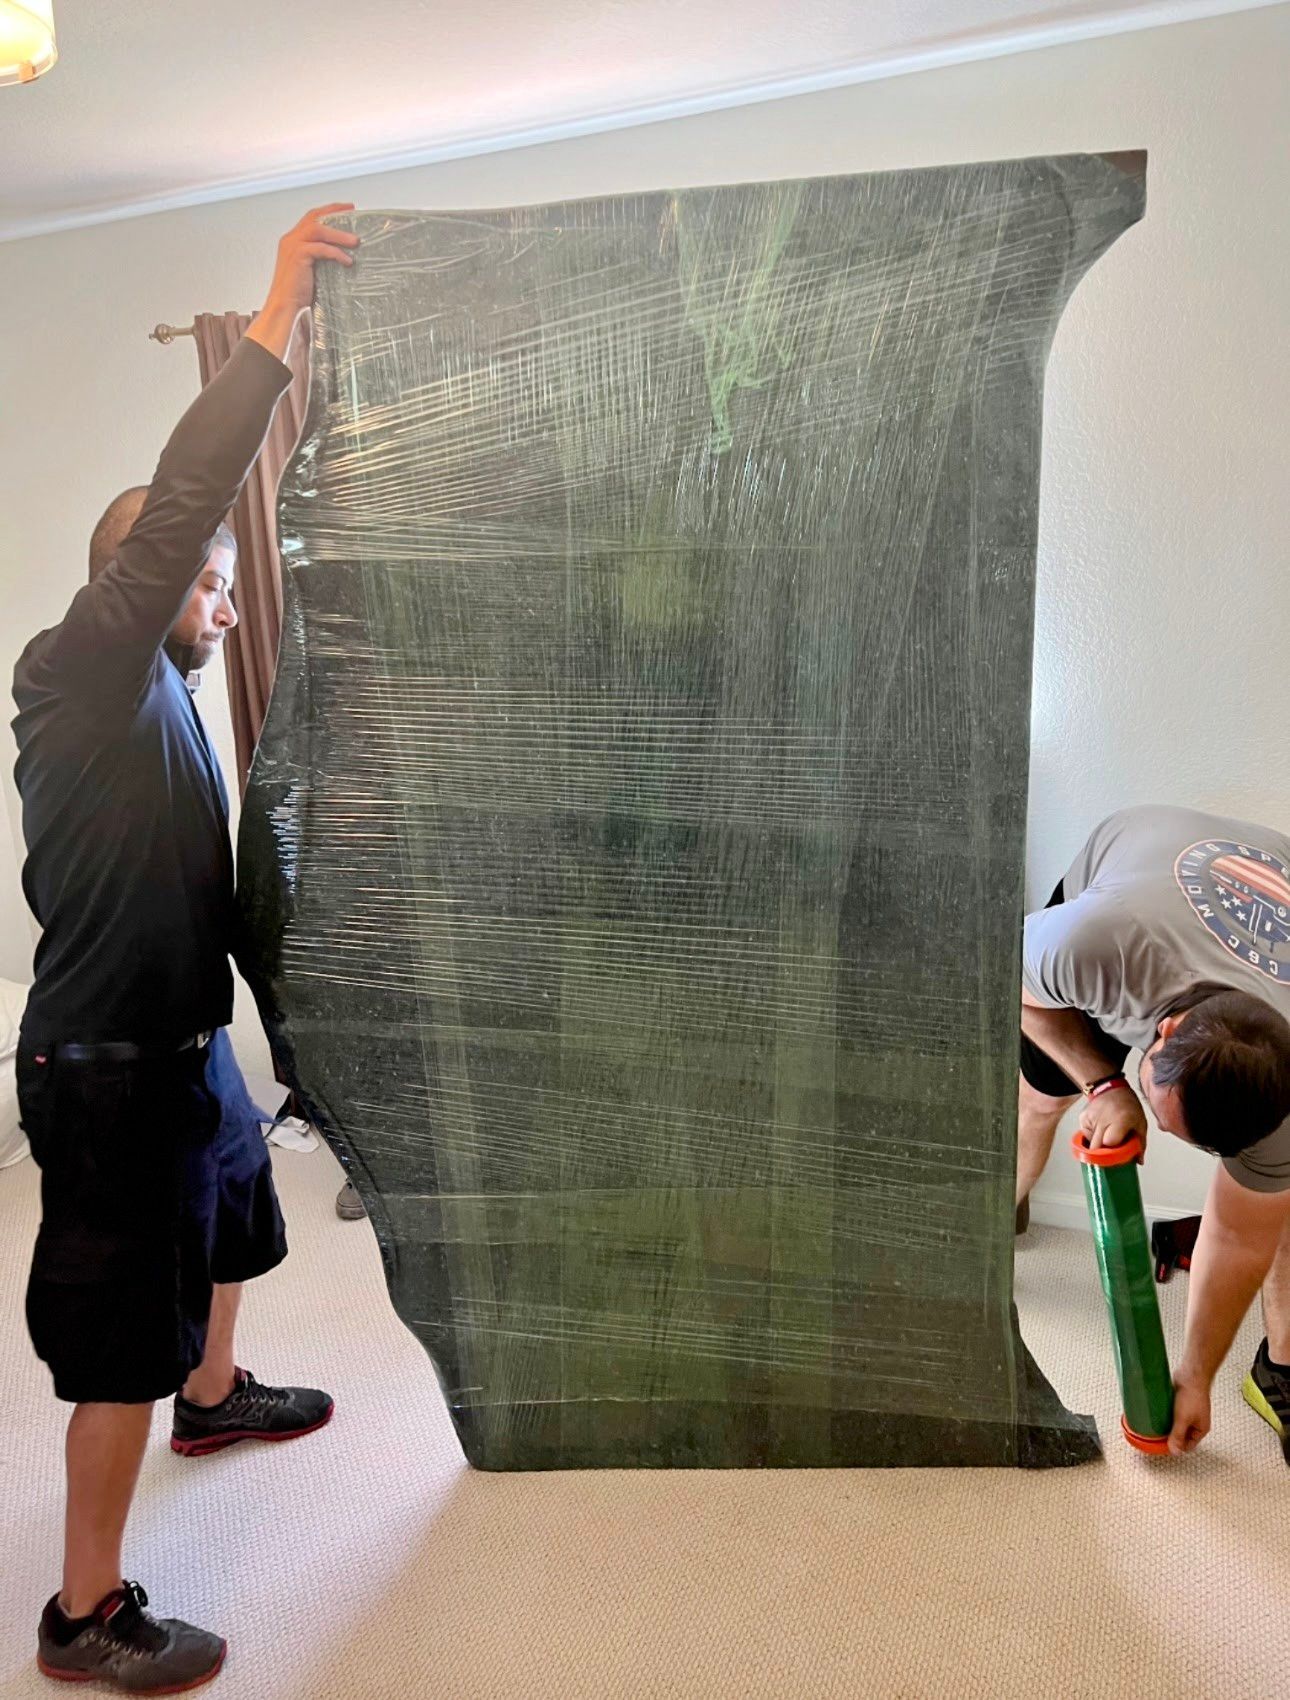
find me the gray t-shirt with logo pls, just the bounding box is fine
[1023,804,1290,1193]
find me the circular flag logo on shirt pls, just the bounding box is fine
[1175,839,1290,981]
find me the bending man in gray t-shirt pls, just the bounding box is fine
[1019,804,1290,1462]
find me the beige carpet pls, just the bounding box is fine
[0,1145,1286,1700]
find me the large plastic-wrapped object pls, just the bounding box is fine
[239,155,1145,1469]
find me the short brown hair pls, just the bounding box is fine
[1153,983,1290,1156]
[89,488,237,582]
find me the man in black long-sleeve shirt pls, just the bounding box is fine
[11,207,359,1694]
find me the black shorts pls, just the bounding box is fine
[1018,880,1130,1099]
[17,1028,287,1404]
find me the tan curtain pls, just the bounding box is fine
[192,312,311,794]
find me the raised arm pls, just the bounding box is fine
[43,206,359,692]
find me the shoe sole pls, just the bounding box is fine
[1242,1373,1290,1463]
[37,1639,226,1693]
[170,1403,334,1458]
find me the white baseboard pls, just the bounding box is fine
[1027,1192,1091,1233]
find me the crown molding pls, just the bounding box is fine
[0,0,1278,244]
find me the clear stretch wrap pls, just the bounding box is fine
[238,155,1146,1468]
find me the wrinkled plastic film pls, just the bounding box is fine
[1077,1142,1175,1447]
[239,157,1145,1468]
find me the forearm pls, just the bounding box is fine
[1019,1002,1126,1091]
[1177,1210,1274,1387]
[244,299,303,363]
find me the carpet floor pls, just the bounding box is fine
[0,1144,1285,1699]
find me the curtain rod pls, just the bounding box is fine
[149,322,196,344]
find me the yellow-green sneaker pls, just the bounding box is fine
[1242,1338,1290,1465]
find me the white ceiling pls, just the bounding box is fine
[0,0,1276,241]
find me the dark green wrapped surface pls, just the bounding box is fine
[1074,1133,1175,1450]
[239,157,1145,1469]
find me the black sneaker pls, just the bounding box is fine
[1243,1338,1290,1464]
[37,1581,225,1693]
[171,1367,334,1458]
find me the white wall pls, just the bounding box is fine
[0,782,31,985]
[1,5,1286,1211]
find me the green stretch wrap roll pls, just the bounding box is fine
[1073,1132,1175,1451]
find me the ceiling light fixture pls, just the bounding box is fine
[0,0,56,86]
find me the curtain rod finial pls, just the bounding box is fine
[149,322,195,344]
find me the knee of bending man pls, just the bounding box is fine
[1017,1071,1079,1116]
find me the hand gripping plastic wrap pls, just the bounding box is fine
[238,154,1145,1469]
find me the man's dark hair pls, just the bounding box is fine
[1153,982,1290,1157]
[89,487,149,580]
[89,487,236,582]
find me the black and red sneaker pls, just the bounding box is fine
[171,1367,333,1458]
[37,1581,225,1693]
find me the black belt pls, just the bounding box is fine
[37,1031,214,1064]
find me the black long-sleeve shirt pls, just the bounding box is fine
[12,337,293,1045]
